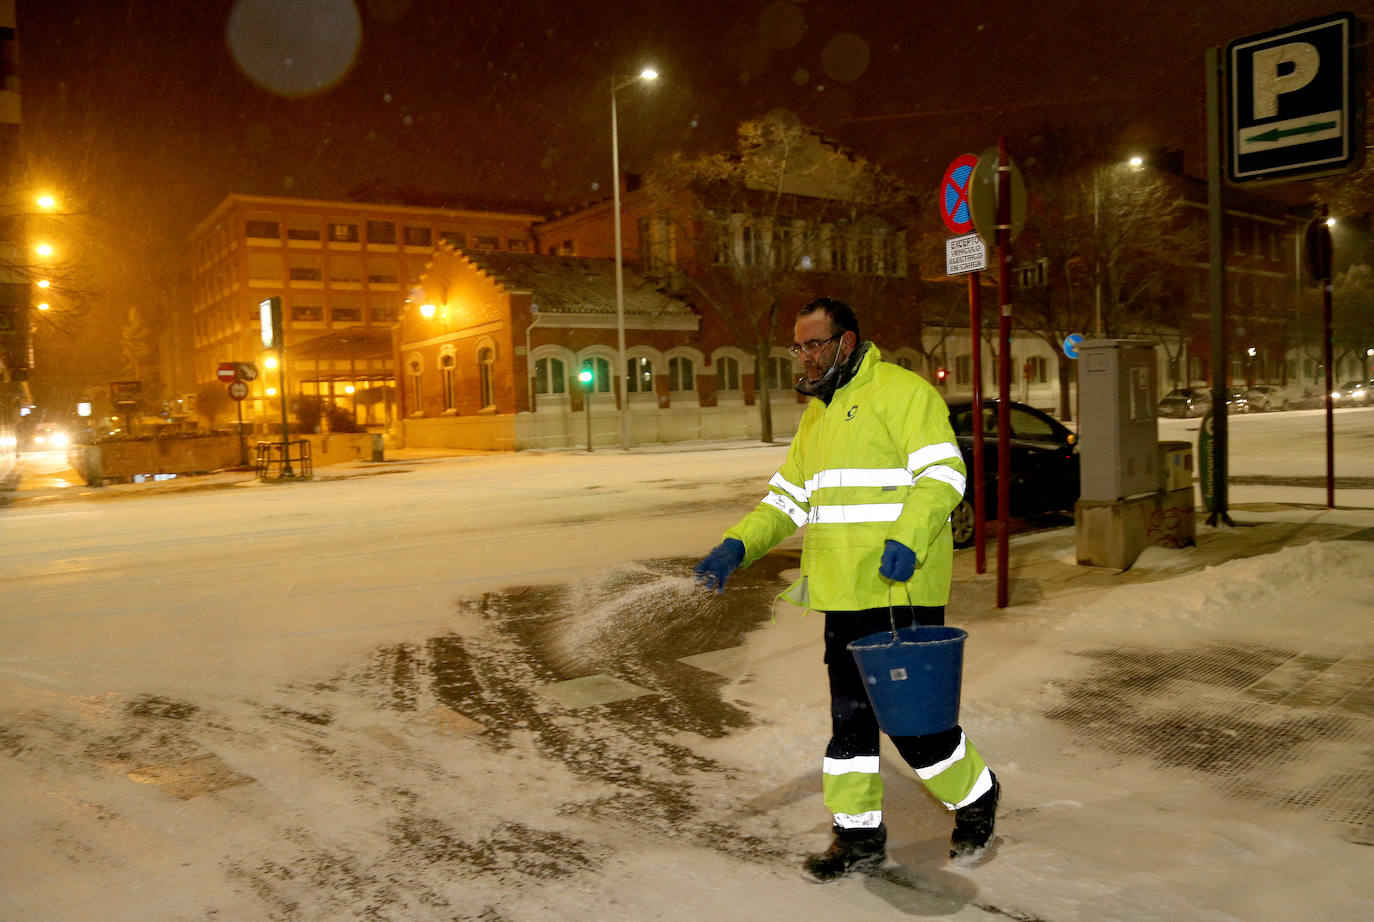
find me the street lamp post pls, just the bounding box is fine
[610,67,657,450]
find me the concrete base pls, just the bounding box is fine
[1075,487,1196,570]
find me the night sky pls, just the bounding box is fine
[22,1,1366,228]
[13,0,1372,399]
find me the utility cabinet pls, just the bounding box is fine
[1078,339,1159,501]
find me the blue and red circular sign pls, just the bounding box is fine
[939,154,979,235]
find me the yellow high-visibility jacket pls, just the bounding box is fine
[724,344,966,610]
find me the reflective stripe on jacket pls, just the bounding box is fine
[724,344,966,610]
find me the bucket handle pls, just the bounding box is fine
[886,582,916,642]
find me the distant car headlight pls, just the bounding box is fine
[1332,391,1342,400]
[50,432,69,448]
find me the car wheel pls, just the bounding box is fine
[951,498,976,548]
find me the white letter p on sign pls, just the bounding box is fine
[1253,42,1320,118]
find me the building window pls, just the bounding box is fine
[883,235,903,277]
[507,238,530,252]
[742,223,766,267]
[626,357,654,394]
[291,304,322,322]
[1026,355,1049,384]
[328,222,359,243]
[367,220,396,245]
[331,307,362,324]
[583,357,611,394]
[367,256,400,285]
[766,356,793,390]
[895,356,914,371]
[855,234,874,274]
[287,215,321,241]
[474,235,500,250]
[534,357,565,395]
[328,254,362,284]
[478,347,496,408]
[772,218,793,269]
[710,212,731,265]
[955,354,972,386]
[369,305,397,323]
[246,219,280,239]
[829,228,848,272]
[716,356,741,392]
[408,359,423,413]
[669,356,694,392]
[638,213,675,274]
[439,231,465,248]
[403,226,432,247]
[288,258,322,281]
[440,353,456,410]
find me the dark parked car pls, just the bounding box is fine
[946,400,1079,547]
[1157,387,1248,417]
[1157,388,1208,418]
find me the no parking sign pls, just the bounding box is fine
[939,154,979,235]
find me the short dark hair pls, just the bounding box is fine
[799,297,860,342]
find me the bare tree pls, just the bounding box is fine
[1333,263,1374,377]
[644,114,919,442]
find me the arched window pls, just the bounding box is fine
[534,357,565,395]
[440,353,456,410]
[766,356,795,390]
[895,356,914,371]
[668,356,695,392]
[716,356,741,392]
[581,356,611,393]
[478,346,495,409]
[626,357,654,394]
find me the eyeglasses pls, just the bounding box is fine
[789,334,841,358]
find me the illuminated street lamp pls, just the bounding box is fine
[610,66,658,450]
[34,243,54,258]
[36,194,56,209]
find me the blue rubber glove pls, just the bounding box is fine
[694,538,745,594]
[879,539,918,582]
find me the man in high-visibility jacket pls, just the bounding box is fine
[695,297,999,882]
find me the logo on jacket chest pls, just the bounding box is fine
[845,405,859,420]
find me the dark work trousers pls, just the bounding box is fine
[823,605,964,787]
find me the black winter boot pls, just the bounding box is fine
[949,773,1000,867]
[801,823,887,882]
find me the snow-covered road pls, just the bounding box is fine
[2,413,1373,920]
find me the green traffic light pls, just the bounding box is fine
[578,370,593,384]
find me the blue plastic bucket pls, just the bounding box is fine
[848,625,967,737]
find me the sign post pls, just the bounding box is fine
[228,379,250,466]
[259,296,292,477]
[941,154,988,573]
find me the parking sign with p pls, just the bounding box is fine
[1227,12,1364,184]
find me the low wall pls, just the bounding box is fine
[69,433,378,485]
[406,401,809,452]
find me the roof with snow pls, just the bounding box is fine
[455,249,693,318]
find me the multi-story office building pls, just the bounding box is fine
[0,0,28,460]
[184,194,546,427]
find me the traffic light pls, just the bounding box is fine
[936,367,948,385]
[578,361,594,390]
